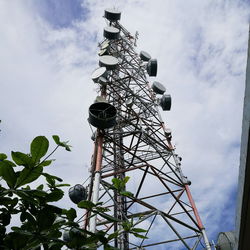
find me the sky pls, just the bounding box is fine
[0,0,249,248]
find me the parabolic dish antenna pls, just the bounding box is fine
[147,59,157,76]
[104,26,120,40]
[91,67,107,83]
[99,55,119,70]
[140,51,151,61]
[152,81,166,95]
[160,94,172,111]
[68,184,87,204]
[89,102,117,129]
[104,9,121,21]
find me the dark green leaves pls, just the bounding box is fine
[30,136,49,163]
[46,189,64,202]
[39,160,53,167]
[52,135,72,151]
[77,201,120,223]
[64,208,77,222]
[131,232,148,239]
[3,232,30,249]
[0,153,7,160]
[15,166,43,188]
[0,161,17,188]
[0,135,76,250]
[37,206,56,231]
[107,231,119,241]
[0,210,11,226]
[120,191,133,197]
[111,177,133,197]
[11,152,33,167]
[0,135,149,249]
[131,228,147,233]
[42,173,63,188]
[78,200,96,210]
[104,244,120,250]
[98,212,121,222]
[52,135,61,145]
[112,176,130,191]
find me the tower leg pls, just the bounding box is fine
[202,229,212,250]
[89,172,101,232]
[89,132,103,233]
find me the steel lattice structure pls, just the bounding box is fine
[85,9,211,250]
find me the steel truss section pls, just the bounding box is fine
[86,10,211,250]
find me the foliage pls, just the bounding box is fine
[0,136,147,249]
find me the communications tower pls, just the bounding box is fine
[85,9,211,249]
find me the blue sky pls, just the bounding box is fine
[0,0,249,249]
[30,0,86,28]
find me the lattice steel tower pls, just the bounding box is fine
[84,9,211,250]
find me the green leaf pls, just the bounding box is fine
[107,231,119,240]
[43,173,55,186]
[55,183,70,188]
[0,153,7,161]
[36,184,44,190]
[42,173,63,183]
[123,176,130,184]
[11,227,33,236]
[15,166,43,188]
[120,191,133,197]
[65,145,71,151]
[46,204,62,215]
[0,210,11,226]
[37,207,56,231]
[11,151,34,168]
[0,161,17,188]
[131,232,148,239]
[122,221,132,231]
[26,189,47,197]
[52,135,72,151]
[14,190,38,204]
[20,212,26,222]
[77,200,96,210]
[111,178,120,190]
[30,136,49,163]
[3,232,30,249]
[47,242,64,250]
[104,244,120,250]
[67,228,86,248]
[66,208,77,222]
[95,206,110,213]
[46,189,64,202]
[131,228,147,233]
[20,238,41,250]
[52,135,61,145]
[2,160,16,167]
[97,212,121,222]
[0,197,18,207]
[51,218,66,229]
[39,160,53,167]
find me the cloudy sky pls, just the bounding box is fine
[0,0,249,248]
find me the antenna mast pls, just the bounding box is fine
[85,9,211,250]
